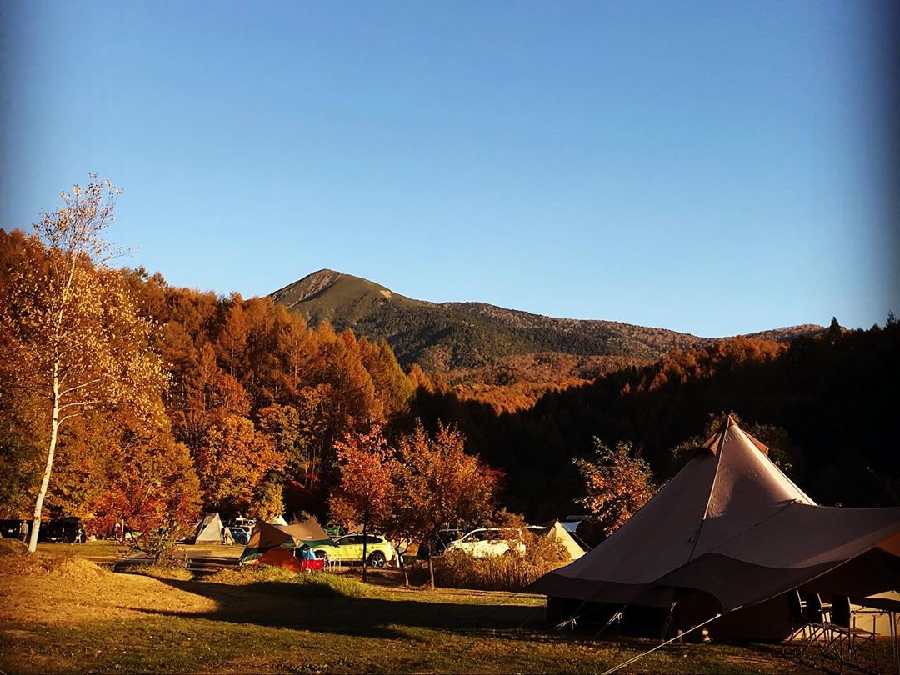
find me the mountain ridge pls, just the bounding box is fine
[271,269,824,372]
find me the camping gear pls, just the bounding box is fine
[258,547,297,572]
[257,547,326,572]
[240,521,294,564]
[851,592,900,637]
[533,418,900,642]
[240,515,332,565]
[193,513,224,544]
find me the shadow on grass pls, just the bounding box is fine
[140,577,544,640]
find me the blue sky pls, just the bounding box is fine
[1,1,895,336]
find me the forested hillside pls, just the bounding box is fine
[275,269,749,369]
[272,269,825,410]
[410,321,900,519]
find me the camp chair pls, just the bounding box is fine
[789,591,813,640]
[831,596,851,628]
[790,591,881,672]
[789,592,833,644]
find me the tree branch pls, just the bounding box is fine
[58,399,101,411]
[59,412,83,425]
[59,378,103,397]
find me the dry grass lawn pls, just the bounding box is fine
[36,540,244,562]
[0,541,822,674]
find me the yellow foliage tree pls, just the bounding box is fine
[0,176,167,552]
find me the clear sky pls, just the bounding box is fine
[1,1,896,336]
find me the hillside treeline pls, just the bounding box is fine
[411,321,900,520]
[0,227,413,527]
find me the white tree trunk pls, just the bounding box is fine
[28,365,60,554]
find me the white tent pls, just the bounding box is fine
[194,513,223,544]
[544,521,586,560]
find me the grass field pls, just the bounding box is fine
[36,540,244,562]
[0,542,820,674]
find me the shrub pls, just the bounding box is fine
[204,566,370,598]
[293,571,369,598]
[129,562,193,581]
[204,565,297,585]
[434,530,569,591]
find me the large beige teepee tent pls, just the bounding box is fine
[532,418,900,640]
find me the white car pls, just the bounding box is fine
[444,528,527,559]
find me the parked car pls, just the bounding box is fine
[444,528,527,558]
[229,526,251,545]
[0,519,27,540]
[416,528,464,560]
[311,534,397,567]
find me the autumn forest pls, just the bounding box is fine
[1,178,898,553]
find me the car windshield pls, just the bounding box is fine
[463,530,502,542]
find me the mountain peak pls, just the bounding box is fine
[270,269,401,318]
[271,269,349,307]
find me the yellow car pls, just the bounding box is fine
[311,533,397,567]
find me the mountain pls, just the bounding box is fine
[271,269,824,372]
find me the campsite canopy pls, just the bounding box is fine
[280,515,328,544]
[532,418,900,636]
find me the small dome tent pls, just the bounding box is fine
[239,515,331,565]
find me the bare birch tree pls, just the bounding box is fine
[0,175,166,552]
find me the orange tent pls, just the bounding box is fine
[258,547,303,573]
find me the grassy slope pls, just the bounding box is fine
[1,548,813,674]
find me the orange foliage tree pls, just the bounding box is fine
[330,424,395,582]
[195,415,284,516]
[396,423,499,588]
[574,439,655,542]
[90,427,200,561]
